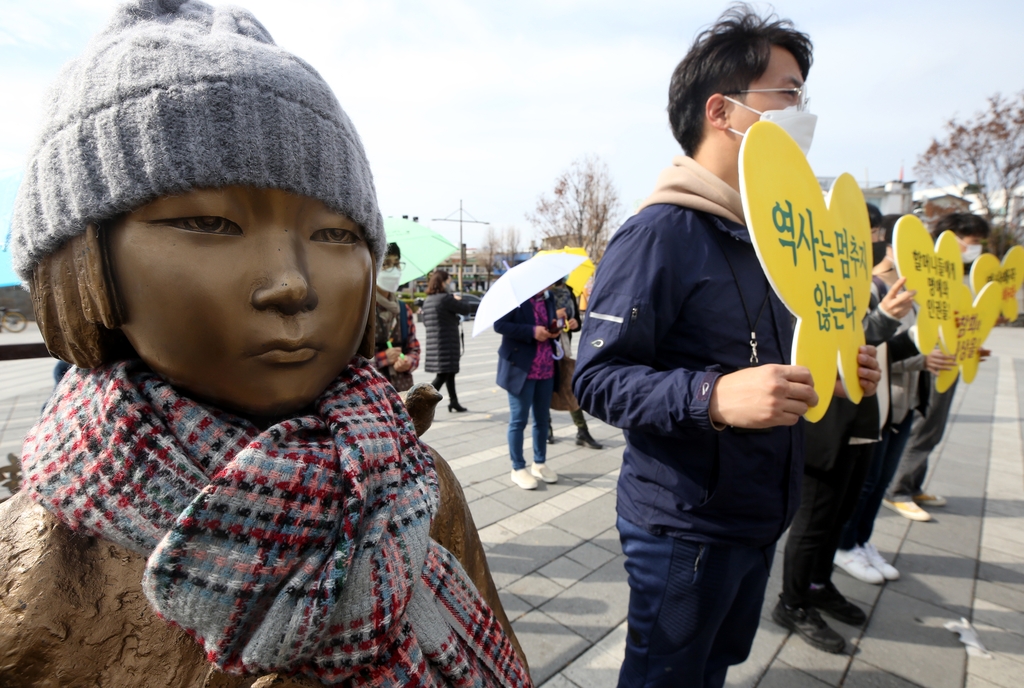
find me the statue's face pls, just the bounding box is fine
[109,186,373,418]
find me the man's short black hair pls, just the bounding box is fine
[386,242,401,258]
[866,203,882,230]
[668,4,813,156]
[935,213,990,240]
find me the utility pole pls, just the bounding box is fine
[432,200,489,293]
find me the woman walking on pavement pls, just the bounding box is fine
[495,288,561,490]
[421,269,475,412]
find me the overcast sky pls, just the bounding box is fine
[2,0,1022,250]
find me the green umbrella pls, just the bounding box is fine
[383,216,458,284]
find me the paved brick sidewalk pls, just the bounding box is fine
[1,323,1022,687]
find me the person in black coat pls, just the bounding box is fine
[421,269,475,412]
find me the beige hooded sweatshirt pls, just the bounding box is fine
[638,156,746,226]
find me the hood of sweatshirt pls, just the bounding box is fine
[638,156,745,226]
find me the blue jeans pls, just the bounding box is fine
[617,517,773,688]
[507,376,555,471]
[838,413,915,550]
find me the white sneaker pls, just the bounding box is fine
[510,468,538,490]
[834,546,884,585]
[862,542,900,581]
[530,462,558,484]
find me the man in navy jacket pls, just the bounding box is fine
[573,7,879,687]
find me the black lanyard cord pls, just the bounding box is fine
[708,225,771,366]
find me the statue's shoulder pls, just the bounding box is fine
[0,493,313,687]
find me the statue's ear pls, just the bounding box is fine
[357,263,376,359]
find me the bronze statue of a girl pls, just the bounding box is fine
[0,1,527,686]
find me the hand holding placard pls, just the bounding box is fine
[739,121,874,422]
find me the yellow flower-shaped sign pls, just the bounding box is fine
[969,245,1024,321]
[892,216,962,356]
[739,121,873,422]
[934,281,1002,392]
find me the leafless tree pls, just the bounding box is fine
[916,92,1024,254]
[499,226,523,268]
[526,155,623,263]
[480,226,502,288]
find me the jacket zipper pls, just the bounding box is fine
[630,306,639,323]
[693,544,704,573]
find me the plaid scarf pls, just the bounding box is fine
[22,360,529,687]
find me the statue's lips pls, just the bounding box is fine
[256,348,318,364]
[252,341,319,364]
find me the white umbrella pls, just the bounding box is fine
[472,252,588,337]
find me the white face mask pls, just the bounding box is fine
[961,243,983,264]
[377,266,402,293]
[725,96,818,156]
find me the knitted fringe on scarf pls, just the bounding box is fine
[22,359,529,687]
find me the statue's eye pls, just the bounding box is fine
[168,216,242,235]
[312,228,360,244]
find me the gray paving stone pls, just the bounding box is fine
[856,589,966,688]
[467,495,518,528]
[841,659,929,687]
[538,555,593,589]
[565,541,617,570]
[497,589,533,623]
[506,572,566,608]
[964,630,1024,688]
[832,565,885,608]
[552,493,618,541]
[903,511,982,559]
[486,524,585,588]
[755,660,833,688]
[512,609,590,687]
[538,674,582,688]
[540,556,629,643]
[774,631,851,685]
[975,579,1024,615]
[724,621,787,688]
[491,478,578,510]
[592,526,621,555]
[887,539,977,616]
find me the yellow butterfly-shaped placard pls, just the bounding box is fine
[740,121,873,422]
[969,245,1024,321]
[934,281,1002,393]
[892,216,963,356]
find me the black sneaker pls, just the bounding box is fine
[772,599,846,654]
[806,582,867,626]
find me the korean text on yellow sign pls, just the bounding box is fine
[739,121,873,422]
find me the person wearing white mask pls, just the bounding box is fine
[573,6,882,684]
[373,242,420,392]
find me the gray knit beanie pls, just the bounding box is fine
[10,0,385,282]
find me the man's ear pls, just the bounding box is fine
[705,93,732,133]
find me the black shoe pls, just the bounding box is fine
[547,426,556,444]
[448,403,468,413]
[806,582,867,626]
[772,600,846,654]
[575,428,603,449]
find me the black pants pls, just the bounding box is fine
[782,443,874,607]
[430,372,460,405]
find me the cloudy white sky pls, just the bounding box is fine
[1,0,1022,250]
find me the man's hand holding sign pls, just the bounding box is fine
[737,120,879,422]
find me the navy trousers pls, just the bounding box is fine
[617,516,774,688]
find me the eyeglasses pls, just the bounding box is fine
[383,259,406,270]
[724,85,808,111]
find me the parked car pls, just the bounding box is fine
[455,293,480,321]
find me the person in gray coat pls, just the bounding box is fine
[421,269,475,412]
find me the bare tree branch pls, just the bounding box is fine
[526,155,623,263]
